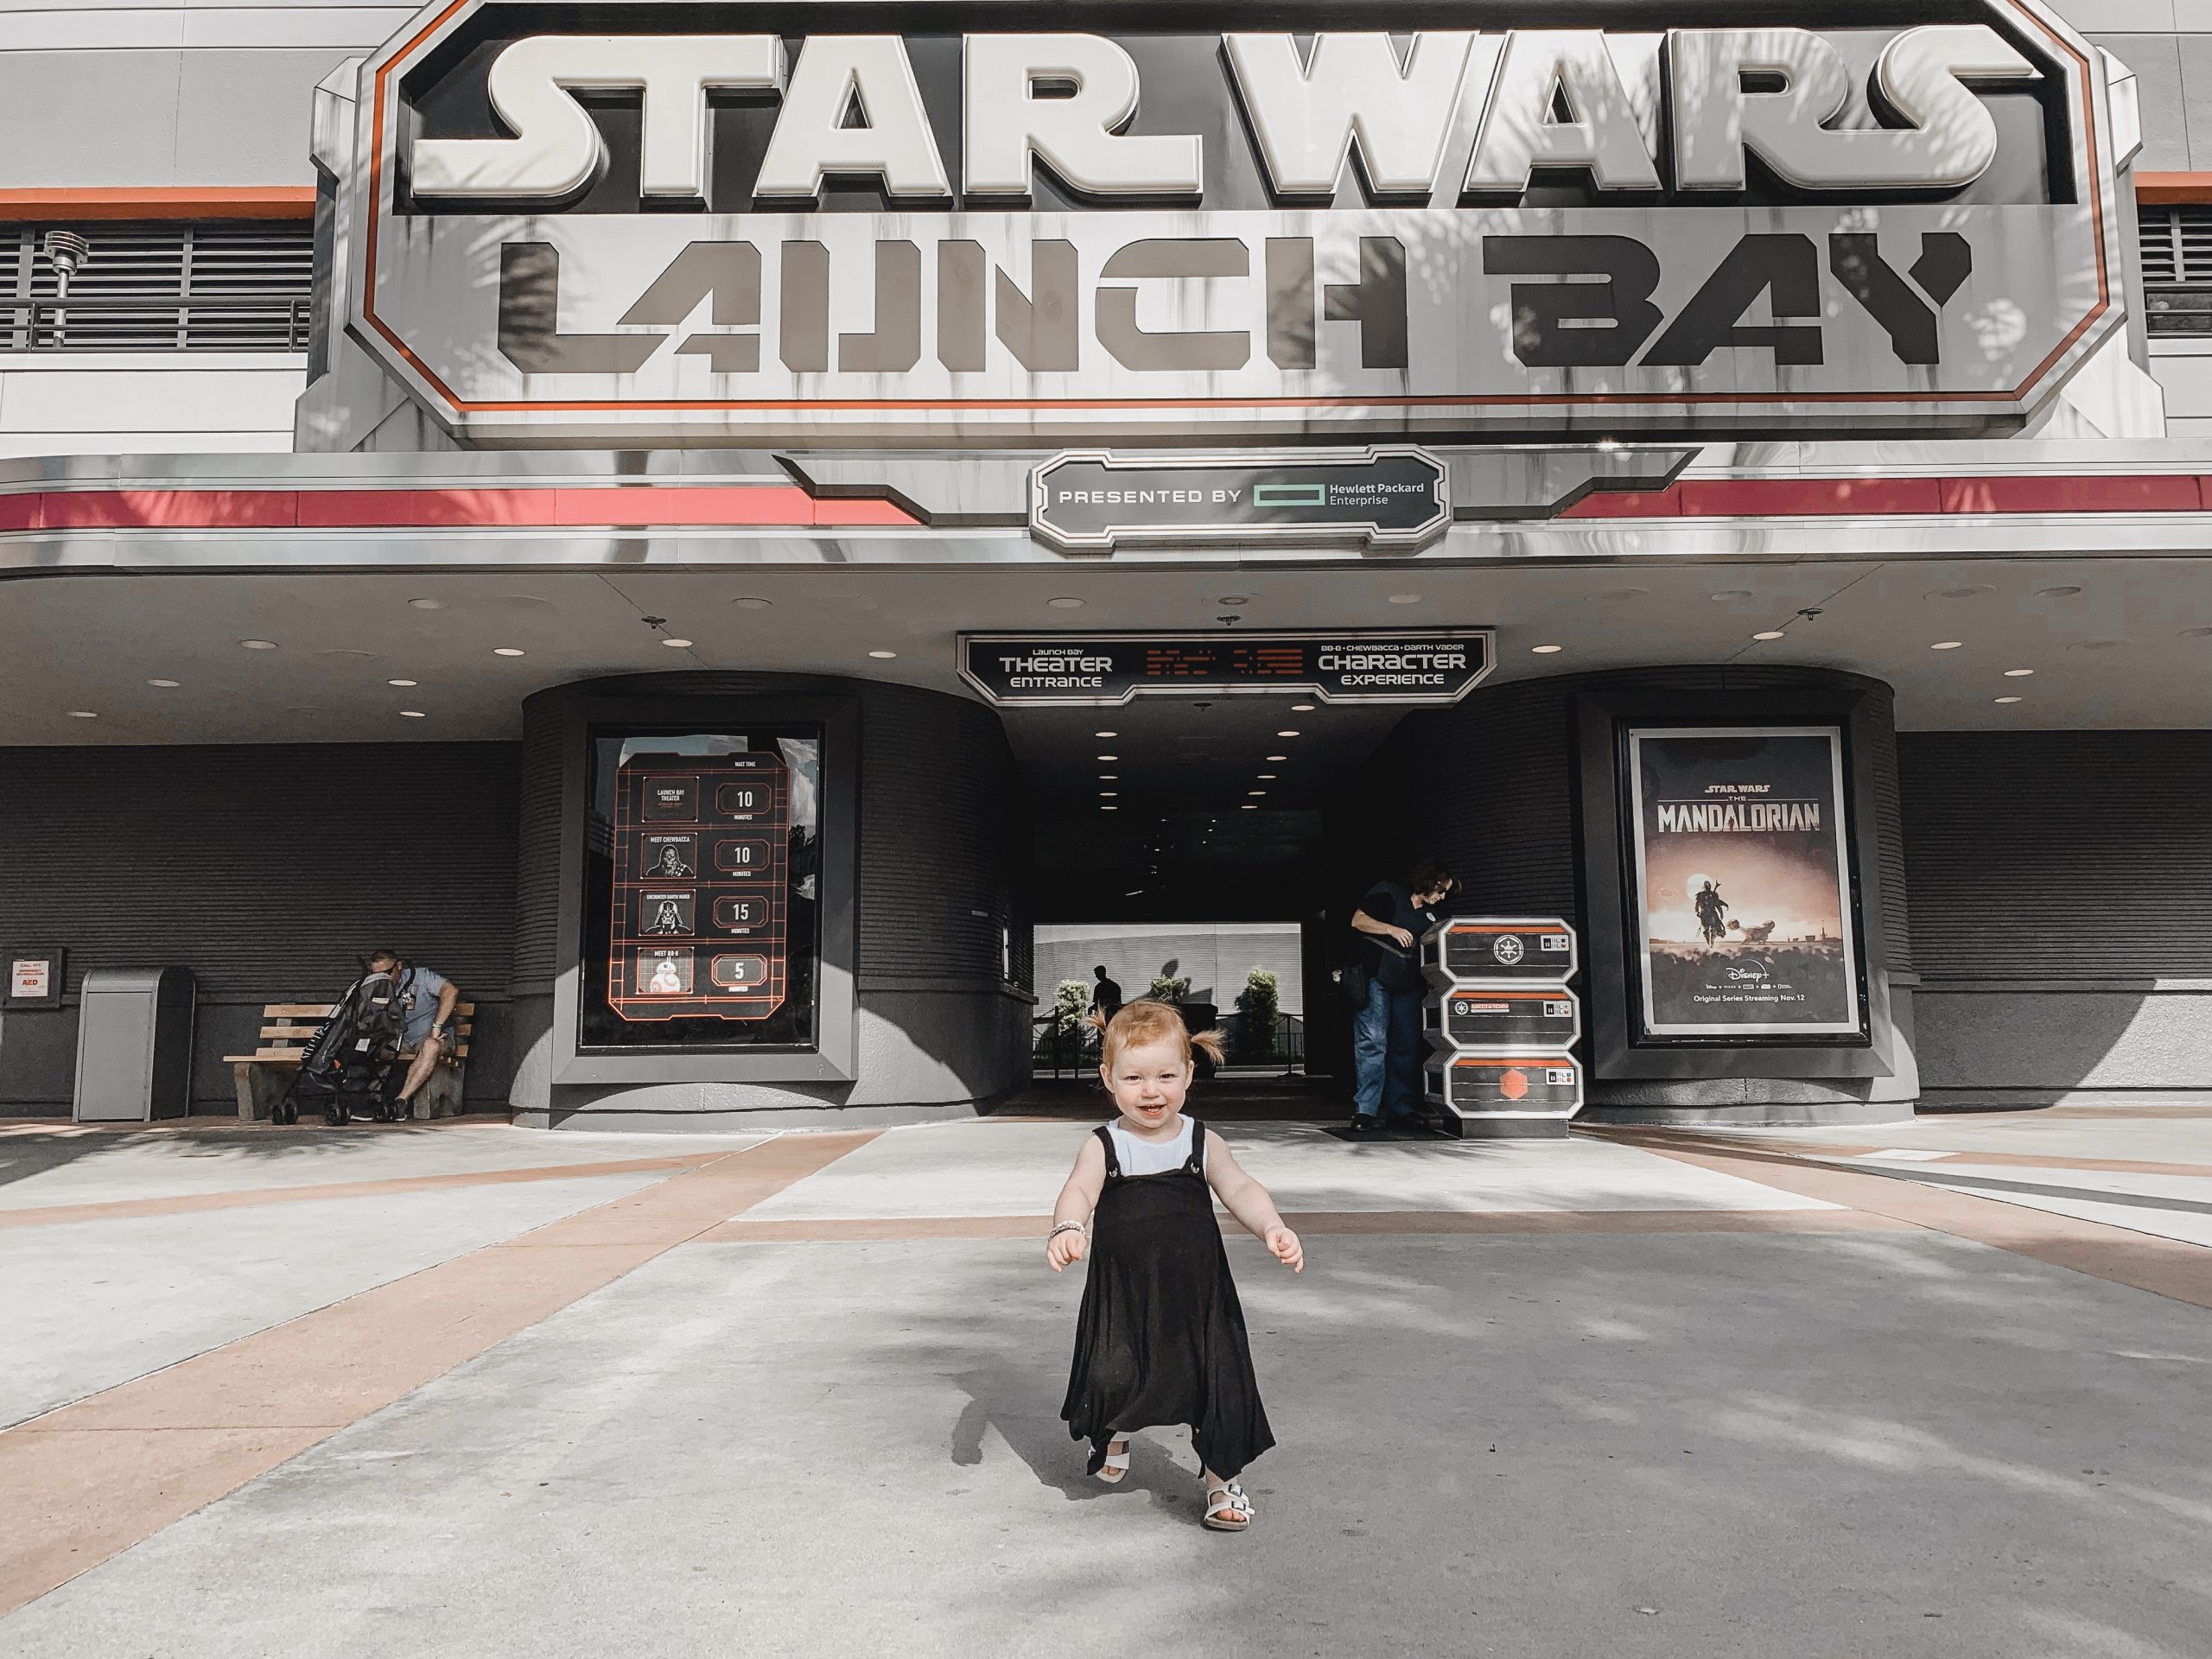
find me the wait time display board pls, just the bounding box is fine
[608,751,789,1022]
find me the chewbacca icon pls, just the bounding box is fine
[644,899,688,936]
[647,957,685,995]
[651,844,693,879]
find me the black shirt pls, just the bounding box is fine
[1357,880,1440,992]
[1092,976,1122,1016]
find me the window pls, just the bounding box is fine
[0,221,314,353]
[2139,205,2212,335]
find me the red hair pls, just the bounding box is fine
[1090,998,1226,1071]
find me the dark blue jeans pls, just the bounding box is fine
[1352,978,1423,1120]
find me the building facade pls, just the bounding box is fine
[1,0,2208,1129]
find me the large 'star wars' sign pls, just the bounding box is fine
[341,0,2123,446]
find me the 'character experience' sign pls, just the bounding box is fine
[340,0,2122,445]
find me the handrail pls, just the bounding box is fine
[0,294,312,352]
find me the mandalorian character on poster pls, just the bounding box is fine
[1628,727,1863,1038]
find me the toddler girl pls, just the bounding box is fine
[1047,999,1304,1532]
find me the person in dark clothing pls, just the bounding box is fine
[1050,999,1303,1532]
[1090,964,1123,1020]
[1347,860,1458,1135]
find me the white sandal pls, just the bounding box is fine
[1096,1439,1131,1484]
[1203,1481,1255,1531]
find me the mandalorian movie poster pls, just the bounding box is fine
[1627,727,1864,1039]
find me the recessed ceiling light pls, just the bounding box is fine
[1276,729,1300,738]
[1101,804,1118,812]
[1266,753,1287,762]
[732,596,773,610]
[663,638,694,649]
[1257,773,1276,780]
[1099,791,1117,798]
[868,649,898,659]
[1530,644,1563,654]
[1290,702,1316,713]
[238,639,278,651]
[1098,774,1117,781]
[406,597,444,611]
[1094,730,1118,738]
[1930,640,1963,651]
[1927,586,1992,601]
[400,709,428,718]
[1096,753,1118,761]
[1047,596,1085,608]
[493,646,526,658]
[1751,630,1786,641]
[1248,790,1267,797]
[67,709,98,719]
[1388,593,1421,605]
[387,678,418,688]
[1219,594,1251,605]
[1993,696,2022,704]
[1709,590,1753,601]
[146,678,181,688]
[1241,803,1258,810]
[2003,667,2035,677]
[2036,585,2082,598]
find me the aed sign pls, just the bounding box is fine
[344,0,2121,446]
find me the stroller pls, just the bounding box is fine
[271,964,416,1126]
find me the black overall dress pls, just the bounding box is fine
[1060,1117,1275,1480]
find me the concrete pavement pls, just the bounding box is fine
[1,1109,2207,1656]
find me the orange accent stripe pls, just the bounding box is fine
[2135,172,2212,205]
[0,1131,875,1617]
[0,188,315,222]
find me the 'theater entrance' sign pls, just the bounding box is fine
[336,0,2124,447]
[959,631,1492,707]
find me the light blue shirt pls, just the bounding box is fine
[397,966,452,1046]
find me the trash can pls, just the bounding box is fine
[73,968,197,1122]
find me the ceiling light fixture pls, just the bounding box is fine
[2037,585,2082,598]
[1099,791,1118,798]
[1709,589,1753,601]
[406,597,444,611]
[400,709,428,718]
[1927,586,1991,601]
[1101,804,1118,812]
[238,639,278,651]
[1047,596,1085,609]
[732,596,773,609]
[1094,730,1118,738]
[663,638,694,649]
[1248,790,1267,798]
[1219,594,1251,605]
[1531,644,1563,654]
[1930,640,1963,651]
[386,678,417,688]
[1388,593,1421,605]
[1257,773,1276,780]
[1276,729,1300,738]
[493,646,526,658]
[146,678,180,688]
[1240,804,1258,810]
[868,649,898,659]
[2003,668,2035,677]
[1266,753,1287,762]
[1290,702,1316,713]
[1993,696,2023,705]
[1751,630,1786,641]
[67,709,98,719]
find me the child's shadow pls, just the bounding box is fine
[949,1365,1192,1518]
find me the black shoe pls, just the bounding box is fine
[1346,1114,1383,1137]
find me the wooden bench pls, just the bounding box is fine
[226,1001,474,1122]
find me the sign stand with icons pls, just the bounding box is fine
[1421,918,1583,1137]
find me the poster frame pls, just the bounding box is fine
[1573,683,1901,1083]
[1625,725,1864,1040]
[549,692,860,1086]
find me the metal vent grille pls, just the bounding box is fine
[2139,205,2212,334]
[0,221,313,352]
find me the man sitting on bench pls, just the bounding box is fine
[368,949,460,1116]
